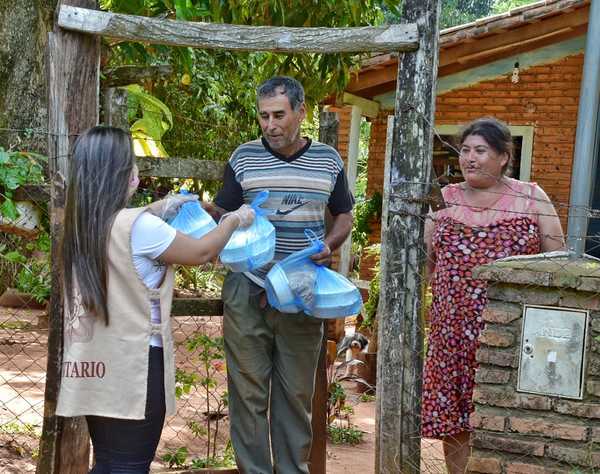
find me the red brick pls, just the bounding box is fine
[472,432,545,456]
[470,411,506,431]
[481,301,522,324]
[468,455,502,473]
[476,347,517,367]
[546,444,600,467]
[474,386,551,410]
[508,416,588,441]
[479,327,515,348]
[475,366,512,384]
[506,462,570,474]
[555,400,600,419]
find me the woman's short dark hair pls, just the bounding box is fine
[257,76,305,111]
[62,126,135,325]
[458,117,514,175]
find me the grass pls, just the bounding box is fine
[328,425,364,445]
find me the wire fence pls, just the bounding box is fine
[3,125,600,473]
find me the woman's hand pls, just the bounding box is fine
[148,193,199,220]
[221,204,255,228]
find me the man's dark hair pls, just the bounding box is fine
[257,76,305,111]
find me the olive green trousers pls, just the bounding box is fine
[222,272,323,474]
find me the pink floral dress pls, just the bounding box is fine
[421,178,542,439]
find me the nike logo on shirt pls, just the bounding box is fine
[275,201,309,215]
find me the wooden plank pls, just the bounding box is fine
[13,157,227,204]
[346,65,398,95]
[136,156,225,180]
[309,328,327,474]
[14,185,51,203]
[308,110,340,474]
[342,92,380,119]
[171,298,223,317]
[102,87,128,129]
[102,64,173,88]
[58,5,419,53]
[37,1,100,473]
[375,0,440,473]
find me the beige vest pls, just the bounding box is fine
[56,207,176,419]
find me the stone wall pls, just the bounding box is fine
[469,256,600,473]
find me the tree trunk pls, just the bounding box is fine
[0,0,57,153]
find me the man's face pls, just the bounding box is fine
[257,92,306,156]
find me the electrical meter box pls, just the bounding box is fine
[517,305,588,400]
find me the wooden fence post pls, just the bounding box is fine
[37,1,100,473]
[309,110,340,474]
[375,1,440,473]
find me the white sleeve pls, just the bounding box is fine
[131,212,177,260]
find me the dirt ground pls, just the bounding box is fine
[0,307,446,473]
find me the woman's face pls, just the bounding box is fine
[458,134,508,188]
[128,163,140,197]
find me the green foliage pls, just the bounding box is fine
[492,0,537,14]
[100,0,396,174]
[0,149,50,300]
[0,148,45,221]
[327,425,364,445]
[359,393,376,403]
[174,333,230,466]
[384,0,538,29]
[352,192,382,252]
[162,446,189,468]
[360,244,381,333]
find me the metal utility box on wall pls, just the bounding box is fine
[517,304,588,400]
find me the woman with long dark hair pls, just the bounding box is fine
[56,126,253,473]
[421,117,564,473]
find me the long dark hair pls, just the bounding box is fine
[62,126,135,325]
[458,117,514,175]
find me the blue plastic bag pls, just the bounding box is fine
[219,190,276,272]
[168,191,217,239]
[265,230,362,318]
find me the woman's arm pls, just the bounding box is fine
[533,185,565,252]
[159,207,254,266]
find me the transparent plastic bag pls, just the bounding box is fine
[219,190,276,272]
[168,191,217,239]
[265,230,362,318]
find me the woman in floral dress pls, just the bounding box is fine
[421,118,564,473]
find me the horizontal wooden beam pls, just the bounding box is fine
[102,65,173,88]
[58,6,419,53]
[346,65,398,95]
[341,92,380,118]
[171,297,223,316]
[14,157,226,203]
[136,156,225,180]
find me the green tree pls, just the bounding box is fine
[100,1,402,164]
[492,0,537,13]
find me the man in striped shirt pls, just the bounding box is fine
[208,76,354,473]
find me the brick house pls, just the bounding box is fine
[327,0,593,279]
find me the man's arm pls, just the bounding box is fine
[311,211,353,265]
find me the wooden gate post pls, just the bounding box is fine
[37,1,100,473]
[375,1,440,473]
[309,110,340,474]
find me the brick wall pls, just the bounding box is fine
[360,53,584,280]
[468,257,600,473]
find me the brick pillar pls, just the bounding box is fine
[469,255,600,473]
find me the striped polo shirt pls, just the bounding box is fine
[215,137,354,286]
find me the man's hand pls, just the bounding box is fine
[201,201,226,222]
[310,242,332,266]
